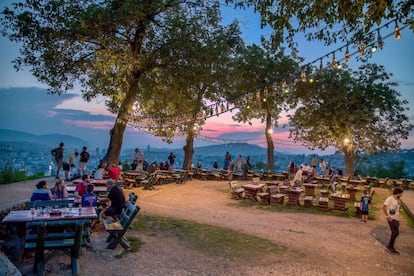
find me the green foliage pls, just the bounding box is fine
[253,161,267,171]
[357,160,408,179]
[289,64,413,175]
[0,169,44,184]
[132,214,288,259]
[226,0,414,48]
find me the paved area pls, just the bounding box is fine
[1,178,414,221]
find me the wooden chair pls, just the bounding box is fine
[25,220,86,276]
[103,201,140,249]
[229,181,244,200]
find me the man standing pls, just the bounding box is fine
[64,151,78,180]
[102,179,125,219]
[383,187,404,254]
[78,146,90,176]
[51,142,64,179]
[168,152,175,169]
[132,148,144,171]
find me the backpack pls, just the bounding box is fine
[51,148,58,157]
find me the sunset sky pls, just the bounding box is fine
[1,1,413,154]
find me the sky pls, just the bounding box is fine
[0,1,413,154]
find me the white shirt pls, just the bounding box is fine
[384,195,400,221]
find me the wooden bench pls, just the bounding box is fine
[24,220,87,276]
[103,201,140,249]
[27,199,75,210]
[229,181,244,200]
[304,196,314,208]
[270,193,285,205]
[319,197,329,210]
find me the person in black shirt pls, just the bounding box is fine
[78,146,90,176]
[102,179,125,219]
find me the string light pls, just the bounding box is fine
[395,21,401,40]
[359,40,365,55]
[377,30,383,49]
[371,44,377,53]
[345,47,350,62]
[331,53,336,68]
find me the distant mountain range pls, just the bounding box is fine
[0,129,89,150]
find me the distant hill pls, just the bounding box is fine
[0,129,89,149]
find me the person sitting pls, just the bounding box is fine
[50,178,69,199]
[122,160,131,171]
[31,180,52,201]
[102,179,125,220]
[94,162,107,179]
[74,174,89,199]
[108,163,120,180]
[81,184,98,207]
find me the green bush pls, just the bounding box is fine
[0,169,45,184]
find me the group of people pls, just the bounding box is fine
[51,142,90,181]
[30,175,126,220]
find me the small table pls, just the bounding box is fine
[346,186,360,201]
[286,188,303,207]
[242,184,265,201]
[330,193,350,211]
[303,183,317,197]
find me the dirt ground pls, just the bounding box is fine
[19,179,414,275]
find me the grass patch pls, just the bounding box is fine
[131,214,289,260]
[115,236,143,258]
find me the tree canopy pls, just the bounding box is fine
[226,0,414,47]
[289,63,413,175]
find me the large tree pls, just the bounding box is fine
[226,0,414,47]
[1,0,227,165]
[229,43,300,172]
[289,63,413,176]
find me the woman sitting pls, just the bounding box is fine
[30,180,52,201]
[50,178,69,199]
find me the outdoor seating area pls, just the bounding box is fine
[226,173,388,213]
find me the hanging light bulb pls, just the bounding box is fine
[309,78,314,83]
[377,30,383,49]
[371,44,377,53]
[301,70,307,82]
[331,53,336,68]
[337,64,342,70]
[359,40,365,55]
[345,47,350,63]
[395,21,401,40]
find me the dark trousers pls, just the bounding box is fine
[387,219,400,249]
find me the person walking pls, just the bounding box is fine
[383,187,404,254]
[51,142,64,179]
[78,146,90,176]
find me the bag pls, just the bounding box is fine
[51,148,58,156]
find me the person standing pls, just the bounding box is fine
[64,151,78,180]
[132,148,144,171]
[168,152,175,169]
[241,156,251,180]
[51,142,64,179]
[237,155,243,171]
[360,190,371,223]
[383,187,404,254]
[78,146,90,176]
[311,155,318,169]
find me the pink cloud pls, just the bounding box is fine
[63,119,114,130]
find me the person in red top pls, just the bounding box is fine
[107,163,120,180]
[74,174,89,199]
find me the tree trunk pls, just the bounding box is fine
[182,128,195,170]
[343,147,355,177]
[265,114,275,172]
[101,89,137,166]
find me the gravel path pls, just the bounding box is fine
[20,179,414,275]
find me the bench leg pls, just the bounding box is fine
[106,233,122,249]
[71,257,80,276]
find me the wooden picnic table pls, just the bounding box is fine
[72,179,108,186]
[330,193,350,211]
[303,183,317,197]
[66,185,108,194]
[242,184,265,201]
[286,188,303,207]
[346,186,360,201]
[1,207,98,263]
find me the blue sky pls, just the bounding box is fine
[1,1,413,153]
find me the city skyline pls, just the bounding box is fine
[1,1,413,154]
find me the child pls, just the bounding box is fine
[360,190,371,223]
[81,184,98,207]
